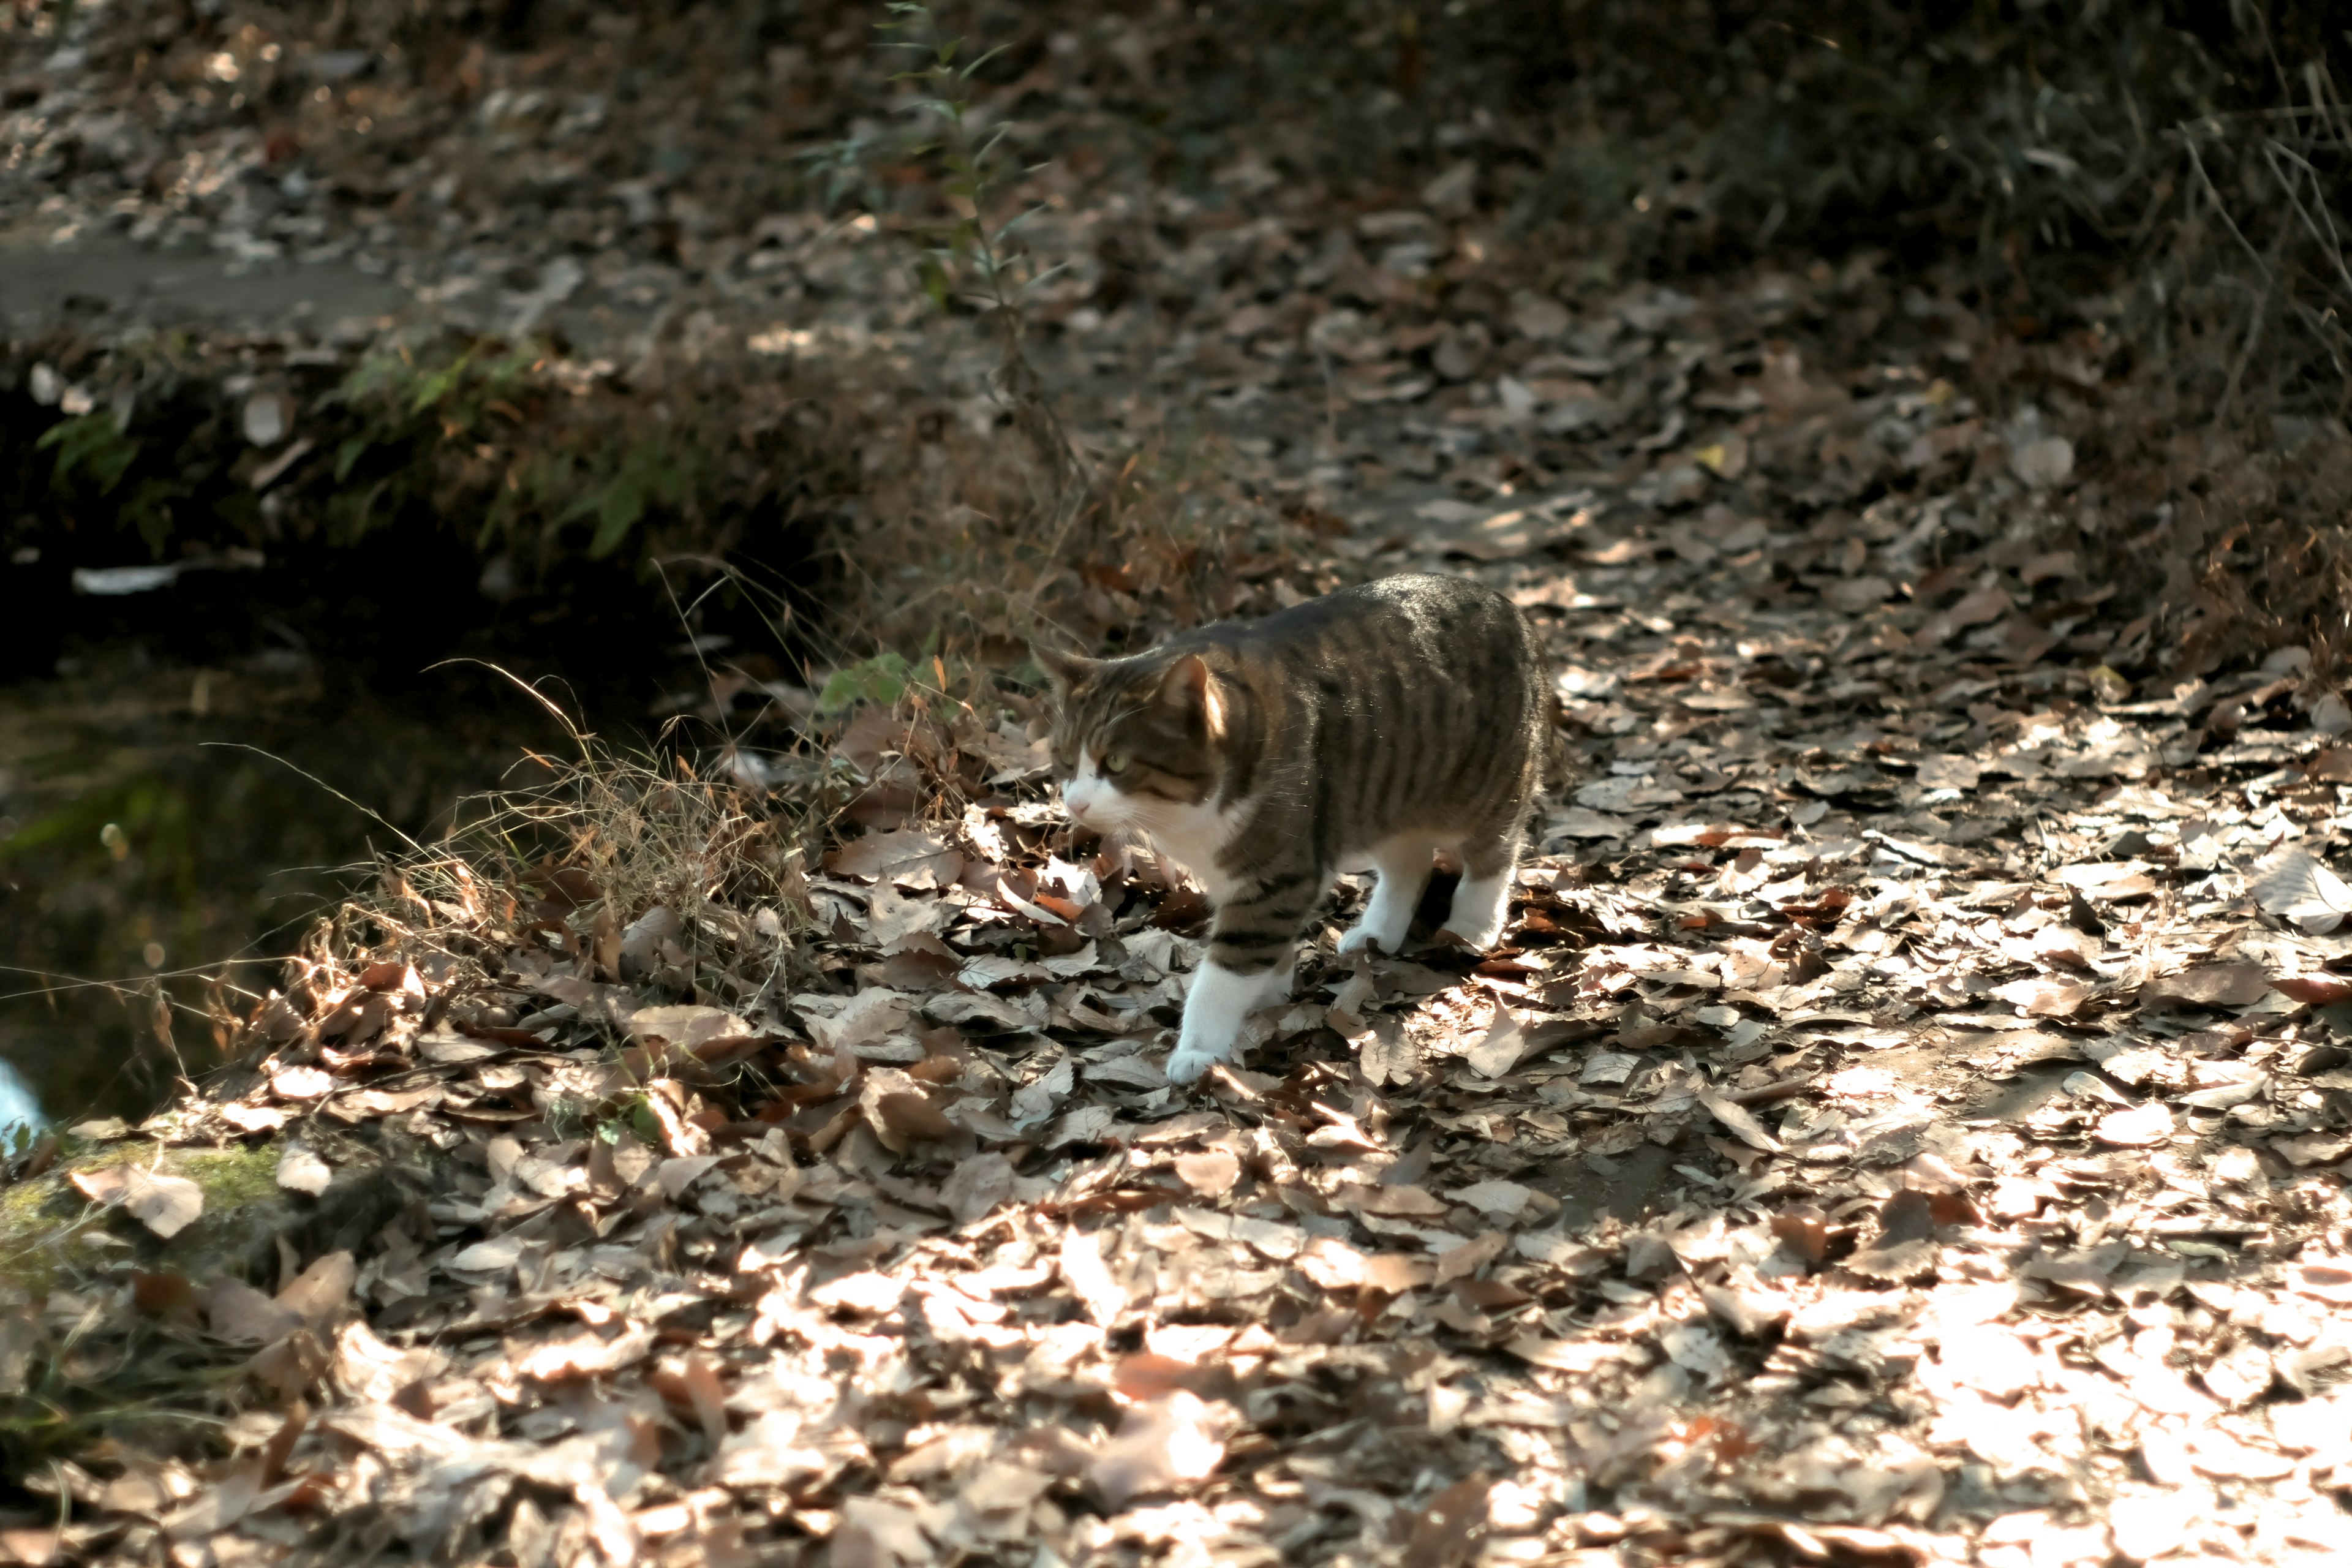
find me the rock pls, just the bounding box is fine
[0,1128,432,1294]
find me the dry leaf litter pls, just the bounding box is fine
[6,4,2352,1567]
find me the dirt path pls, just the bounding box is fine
[20,343,2352,1564]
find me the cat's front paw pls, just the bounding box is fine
[1335,922,1398,956]
[1164,1040,1227,1085]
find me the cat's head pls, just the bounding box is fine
[1033,644,1226,831]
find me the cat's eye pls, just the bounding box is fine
[1101,751,1130,774]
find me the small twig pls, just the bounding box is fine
[1724,1076,1817,1107]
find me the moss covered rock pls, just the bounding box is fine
[0,1126,431,1293]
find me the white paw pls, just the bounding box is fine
[1164,1042,1224,1085]
[1336,922,1395,956]
[1441,873,1512,951]
[1165,959,1278,1088]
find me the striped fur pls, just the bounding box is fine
[1037,573,1550,1083]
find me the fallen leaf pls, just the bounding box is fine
[1464,1005,1530,1077]
[2010,434,2075,489]
[1359,1017,1418,1085]
[828,829,963,888]
[628,1003,752,1050]
[657,1155,721,1199]
[1992,974,2094,1017]
[939,1152,1017,1223]
[2143,963,2271,1009]
[448,1234,529,1277]
[1363,1254,1437,1294]
[72,1163,205,1239]
[1917,755,1981,790]
[1449,1179,1534,1220]
[2273,974,2352,1006]
[276,1144,333,1196]
[1697,1088,1784,1151]
[2272,1133,2352,1167]
[512,1322,655,1381]
[1060,1226,1126,1326]
[1771,1205,1831,1264]
[1433,1231,1509,1284]
[270,1066,336,1101]
[1088,1390,1224,1507]
[208,1278,303,1344]
[1847,1188,1938,1281]
[2251,845,2352,935]
[2094,1101,2175,1147]
[1171,1147,1242,1197]
[1505,1336,1627,1372]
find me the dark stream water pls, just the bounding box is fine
[0,644,575,1131]
[0,563,780,1133]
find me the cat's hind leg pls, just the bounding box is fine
[1439,831,1518,951]
[1337,836,1434,956]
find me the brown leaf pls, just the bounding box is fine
[2272,1133,2352,1167]
[657,1155,721,1198]
[1847,1189,1939,1281]
[2095,1101,2174,1147]
[269,1065,336,1101]
[1504,1336,1626,1372]
[876,1090,954,1145]
[1403,1474,1491,1568]
[827,829,963,888]
[1172,1147,1242,1198]
[1359,1016,1419,1085]
[647,1354,729,1449]
[1771,1205,1831,1264]
[1362,1254,1437,1293]
[1344,1182,1453,1218]
[0,1529,62,1567]
[1992,974,2094,1018]
[1697,1088,1783,1152]
[275,1251,355,1333]
[130,1269,196,1319]
[1059,1226,1126,1325]
[208,1276,304,1346]
[1290,1238,1362,1291]
[2143,963,2271,1009]
[276,1144,333,1197]
[2272,974,2352,1006]
[938,1152,1016,1223]
[641,1079,712,1157]
[2250,845,2352,934]
[1914,584,2012,647]
[1433,1231,1509,1284]
[628,1004,753,1050]
[72,1163,205,1239]
[1463,1005,1529,1077]
[1113,1351,1233,1403]
[1087,1391,1224,1507]
[511,1322,655,1381]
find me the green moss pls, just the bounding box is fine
[0,1133,416,1295]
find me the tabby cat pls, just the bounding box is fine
[1037,572,1549,1084]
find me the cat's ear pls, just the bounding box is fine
[1032,644,1101,695]
[1158,652,1226,741]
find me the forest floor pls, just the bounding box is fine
[7,4,2352,1567]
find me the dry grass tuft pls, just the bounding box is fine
[236,688,824,1070]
